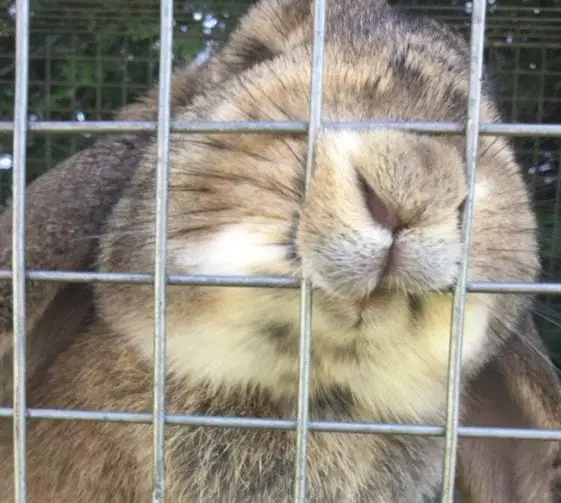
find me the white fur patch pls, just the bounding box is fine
[474,179,490,201]
[325,130,363,171]
[174,224,287,275]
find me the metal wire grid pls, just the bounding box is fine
[3,0,561,502]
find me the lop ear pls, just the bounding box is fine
[457,313,561,503]
[0,132,142,404]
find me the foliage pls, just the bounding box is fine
[0,0,249,196]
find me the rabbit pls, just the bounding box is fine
[0,0,560,501]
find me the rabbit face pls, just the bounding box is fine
[98,43,538,420]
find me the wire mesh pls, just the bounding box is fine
[1,0,560,202]
[3,0,561,502]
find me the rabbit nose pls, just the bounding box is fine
[359,176,401,233]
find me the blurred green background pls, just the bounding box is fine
[0,0,560,362]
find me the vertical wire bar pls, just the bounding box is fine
[95,33,102,118]
[12,0,30,501]
[152,0,174,501]
[532,49,547,247]
[70,34,78,156]
[293,0,327,501]
[440,1,487,501]
[45,35,53,172]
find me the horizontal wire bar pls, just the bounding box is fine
[12,36,559,49]
[466,281,561,294]
[0,407,560,441]
[29,4,561,12]
[401,5,561,13]
[0,271,560,295]
[7,69,561,83]
[1,120,561,136]
[0,270,300,287]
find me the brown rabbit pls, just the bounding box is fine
[0,0,560,501]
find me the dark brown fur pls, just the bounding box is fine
[0,132,143,402]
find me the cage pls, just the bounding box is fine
[0,0,560,501]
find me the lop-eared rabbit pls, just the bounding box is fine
[0,0,560,501]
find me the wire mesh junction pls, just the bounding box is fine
[5,0,561,502]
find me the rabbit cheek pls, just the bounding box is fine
[387,233,462,291]
[170,223,293,277]
[354,293,491,407]
[417,294,492,371]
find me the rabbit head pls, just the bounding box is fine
[98,31,538,424]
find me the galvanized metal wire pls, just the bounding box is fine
[5,0,561,502]
[292,0,327,499]
[11,0,30,501]
[0,405,558,440]
[1,119,561,136]
[441,0,487,500]
[151,0,174,500]
[3,269,561,294]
